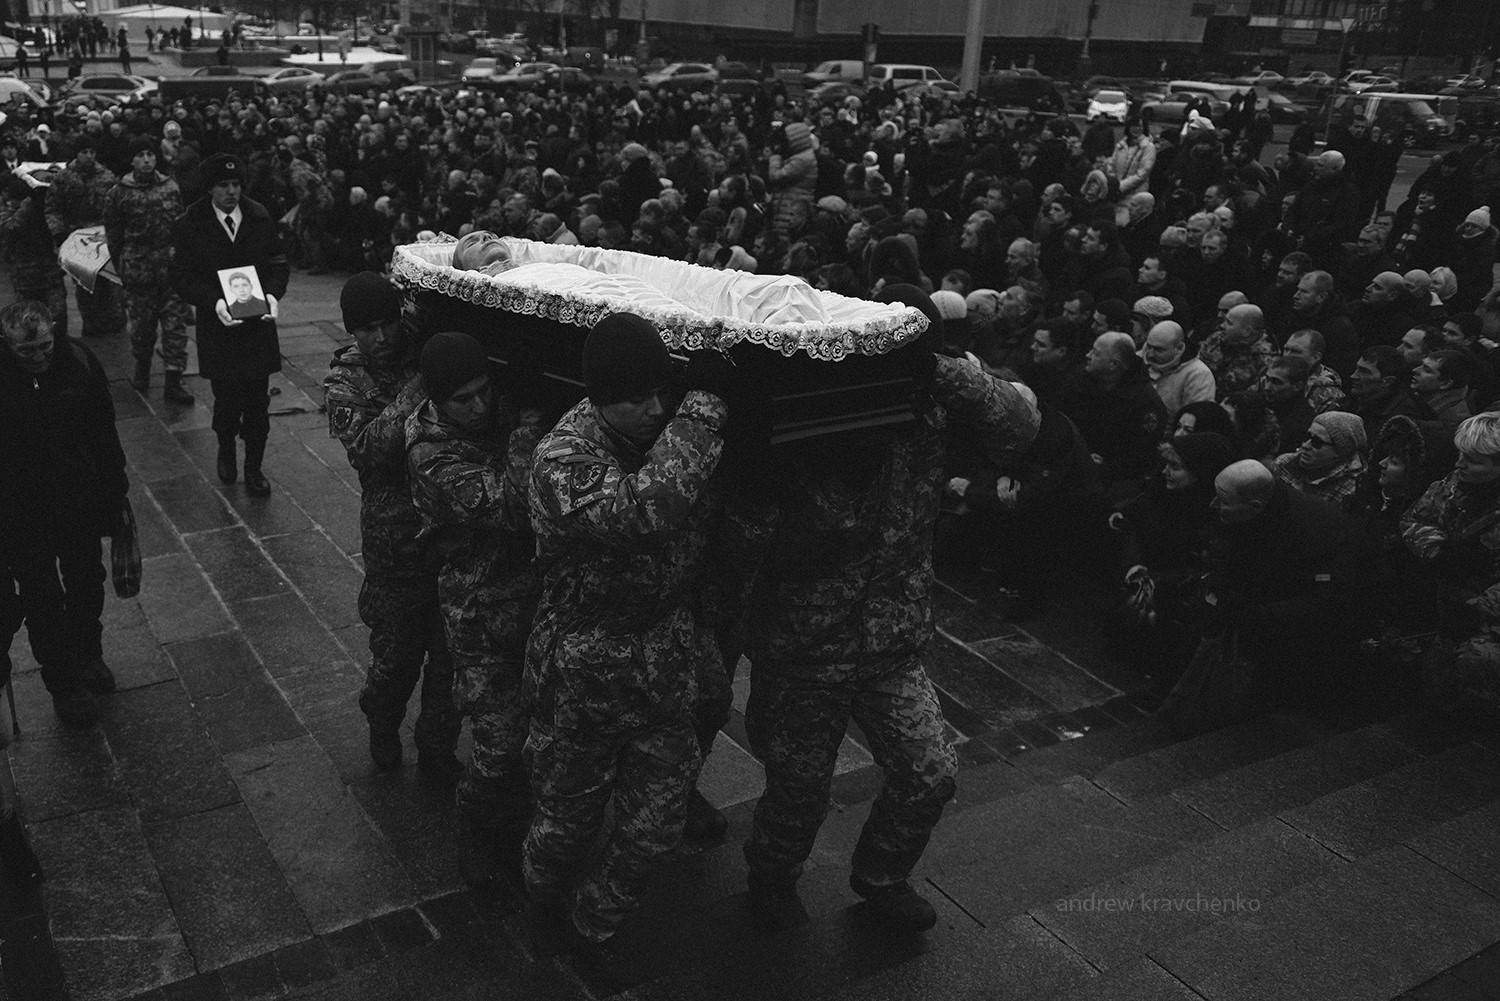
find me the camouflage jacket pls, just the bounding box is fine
[1197,333,1278,400]
[407,398,547,660]
[103,170,184,287]
[45,159,118,239]
[1306,363,1348,415]
[720,357,1039,677]
[0,185,56,274]
[1401,472,1500,624]
[324,345,424,570]
[525,391,728,731]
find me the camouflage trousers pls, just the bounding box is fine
[523,716,700,941]
[13,264,68,341]
[452,651,531,833]
[124,283,190,372]
[356,568,459,755]
[744,655,958,892]
[75,277,122,338]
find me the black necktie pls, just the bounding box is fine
[225,216,235,239]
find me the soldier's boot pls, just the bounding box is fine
[243,439,271,498]
[525,890,573,957]
[163,371,195,406]
[215,434,238,485]
[417,749,464,790]
[746,870,807,934]
[130,355,151,393]
[567,928,651,991]
[684,786,728,841]
[80,658,116,695]
[851,879,938,932]
[456,815,523,894]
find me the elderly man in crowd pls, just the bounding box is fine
[1142,320,1215,418]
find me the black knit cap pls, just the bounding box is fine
[583,312,672,405]
[420,331,489,405]
[340,272,402,333]
[128,134,156,157]
[875,283,943,354]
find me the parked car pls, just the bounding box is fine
[262,66,325,93]
[642,62,719,94]
[1255,89,1312,124]
[1437,88,1500,139]
[0,35,41,72]
[978,68,1066,113]
[1139,90,1229,124]
[461,56,505,85]
[0,76,47,110]
[867,63,948,91]
[1323,91,1454,146]
[59,73,158,105]
[1286,70,1334,87]
[1342,71,1398,92]
[1235,70,1284,85]
[803,58,865,88]
[159,70,266,101]
[1446,73,1488,89]
[538,66,594,94]
[1087,88,1130,122]
[715,61,761,98]
[806,80,867,107]
[482,61,560,91]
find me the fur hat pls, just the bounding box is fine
[200,153,243,189]
[1311,411,1368,458]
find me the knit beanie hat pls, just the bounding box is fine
[620,142,649,163]
[1159,226,1187,249]
[420,331,489,405]
[1465,205,1492,230]
[128,134,157,157]
[1171,431,1236,487]
[1431,266,1458,302]
[930,290,968,321]
[876,283,943,354]
[1311,411,1367,458]
[816,195,849,215]
[340,271,402,332]
[783,121,812,154]
[1133,295,1174,322]
[965,288,1004,321]
[582,312,672,405]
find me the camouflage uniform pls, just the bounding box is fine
[103,170,190,374]
[523,390,728,942]
[0,181,67,340]
[1197,332,1279,400]
[1305,363,1348,415]
[732,357,1038,893]
[324,346,457,760]
[45,156,121,337]
[406,396,546,829]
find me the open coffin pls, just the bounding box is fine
[390,238,931,444]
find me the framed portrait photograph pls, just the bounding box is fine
[218,266,270,320]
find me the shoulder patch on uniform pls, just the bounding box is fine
[1141,411,1161,435]
[571,462,604,495]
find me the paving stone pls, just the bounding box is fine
[100,681,241,821]
[1404,799,1500,900]
[271,938,336,991]
[329,622,372,667]
[1170,723,1424,829]
[261,531,365,630]
[144,803,311,971]
[1036,819,1346,972]
[229,592,348,680]
[127,479,184,559]
[216,952,283,1001]
[110,379,154,420]
[96,604,177,691]
[968,632,1122,712]
[1014,714,1179,784]
[385,922,581,1001]
[922,634,1055,729]
[696,733,767,810]
[1052,958,1201,1000]
[226,735,418,934]
[1093,714,1323,804]
[259,446,363,558]
[159,972,229,1001]
[813,914,1096,1001]
[368,908,433,956]
[1279,741,1500,860]
[117,416,194,483]
[1406,973,1491,1001]
[292,427,361,495]
[1450,946,1500,997]
[137,553,233,644]
[148,473,238,534]
[932,584,1023,643]
[171,427,316,537]
[7,726,129,823]
[165,632,305,755]
[416,893,480,938]
[277,658,371,781]
[924,782,1221,926]
[349,775,465,899]
[185,527,291,604]
[319,922,384,972]
[30,808,195,1001]
[1153,845,1500,1001]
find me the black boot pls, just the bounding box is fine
[852,879,938,931]
[243,439,271,497]
[80,658,116,695]
[367,723,401,771]
[163,371,195,406]
[216,435,238,485]
[747,871,807,934]
[131,355,151,393]
[417,749,463,790]
[684,787,728,841]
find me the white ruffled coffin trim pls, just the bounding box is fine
[390,238,929,361]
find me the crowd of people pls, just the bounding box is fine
[5,63,1500,989]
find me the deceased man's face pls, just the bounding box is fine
[230,277,253,302]
[452,230,513,272]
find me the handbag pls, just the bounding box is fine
[111,498,142,599]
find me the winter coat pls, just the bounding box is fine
[766,125,817,237]
[1056,360,1170,487]
[103,169,184,287]
[45,158,117,238]
[1110,136,1156,197]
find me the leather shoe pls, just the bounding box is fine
[130,356,151,393]
[568,929,650,990]
[243,467,271,498]
[368,725,401,771]
[81,659,116,695]
[853,879,938,931]
[216,442,238,484]
[163,373,195,406]
[51,689,97,728]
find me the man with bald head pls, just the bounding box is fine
[1163,457,1361,733]
[1199,302,1277,398]
[1056,330,1169,497]
[1286,149,1361,267]
[1005,237,1048,298]
[1285,270,1358,377]
[1142,320,1216,417]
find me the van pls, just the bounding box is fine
[1323,92,1454,146]
[977,69,1066,113]
[1167,79,1250,103]
[867,63,947,90]
[803,59,864,87]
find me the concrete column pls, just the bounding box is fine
[960,0,984,94]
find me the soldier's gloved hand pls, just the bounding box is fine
[897,340,938,383]
[1124,565,1157,626]
[685,349,737,411]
